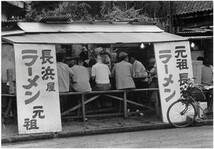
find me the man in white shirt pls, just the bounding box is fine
[56,53,73,92]
[91,53,111,91]
[129,53,148,88]
[56,53,73,112]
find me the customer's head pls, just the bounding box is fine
[197,56,204,62]
[56,53,64,62]
[119,52,128,62]
[89,58,97,67]
[129,53,136,64]
[96,53,105,63]
[70,59,77,67]
[203,57,210,67]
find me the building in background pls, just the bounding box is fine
[2,1,26,86]
[173,1,213,64]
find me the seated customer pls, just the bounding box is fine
[70,59,92,92]
[148,57,161,118]
[56,53,74,92]
[112,52,135,90]
[56,53,74,112]
[201,57,213,86]
[129,53,148,88]
[91,53,111,91]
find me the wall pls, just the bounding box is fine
[191,50,204,60]
[1,43,15,82]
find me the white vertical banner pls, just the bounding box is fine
[14,44,62,134]
[154,41,193,123]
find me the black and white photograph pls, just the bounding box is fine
[1,1,213,148]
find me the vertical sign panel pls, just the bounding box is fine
[154,41,193,123]
[14,44,62,134]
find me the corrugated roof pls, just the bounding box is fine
[17,22,163,33]
[2,32,188,44]
[39,15,72,22]
[2,30,25,36]
[174,1,213,15]
[2,20,24,23]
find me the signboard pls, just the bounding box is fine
[154,41,193,123]
[14,44,62,134]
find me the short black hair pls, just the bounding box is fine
[120,55,128,61]
[89,58,97,67]
[128,53,136,59]
[197,56,204,61]
[56,53,64,62]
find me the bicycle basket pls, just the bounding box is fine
[190,86,206,102]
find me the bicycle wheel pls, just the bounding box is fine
[167,99,197,128]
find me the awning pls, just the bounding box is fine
[17,22,163,33]
[2,32,188,44]
[187,36,213,39]
[2,30,25,36]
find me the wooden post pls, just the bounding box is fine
[7,69,16,94]
[81,94,86,122]
[123,91,127,118]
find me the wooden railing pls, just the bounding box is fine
[2,88,159,121]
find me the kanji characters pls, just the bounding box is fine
[40,50,53,64]
[158,49,175,102]
[175,47,187,58]
[175,46,189,70]
[163,74,173,87]
[41,66,55,80]
[25,91,40,105]
[159,50,172,63]
[32,106,45,119]
[164,89,176,102]
[46,82,56,92]
[23,75,39,89]
[178,73,189,86]
[22,50,38,66]
[23,118,39,130]
[176,59,189,70]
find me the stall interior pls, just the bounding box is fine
[56,43,160,119]
[2,42,161,122]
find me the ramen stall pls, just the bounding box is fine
[2,22,193,135]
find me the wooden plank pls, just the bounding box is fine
[61,104,81,116]
[86,113,123,118]
[62,113,123,120]
[7,69,16,94]
[81,94,86,122]
[3,88,159,97]
[2,94,16,97]
[4,98,13,118]
[84,95,101,104]
[126,100,155,111]
[123,92,127,118]
[59,92,84,96]
[105,94,123,101]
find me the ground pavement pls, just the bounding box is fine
[2,113,213,144]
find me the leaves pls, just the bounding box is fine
[25,1,171,22]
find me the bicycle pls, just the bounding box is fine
[167,78,213,128]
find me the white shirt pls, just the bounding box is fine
[91,62,111,84]
[133,60,148,81]
[70,65,92,92]
[201,65,213,86]
[57,62,73,92]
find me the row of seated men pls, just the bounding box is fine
[57,51,160,114]
[57,52,157,92]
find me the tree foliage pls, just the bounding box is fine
[26,1,92,21]
[25,1,171,22]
